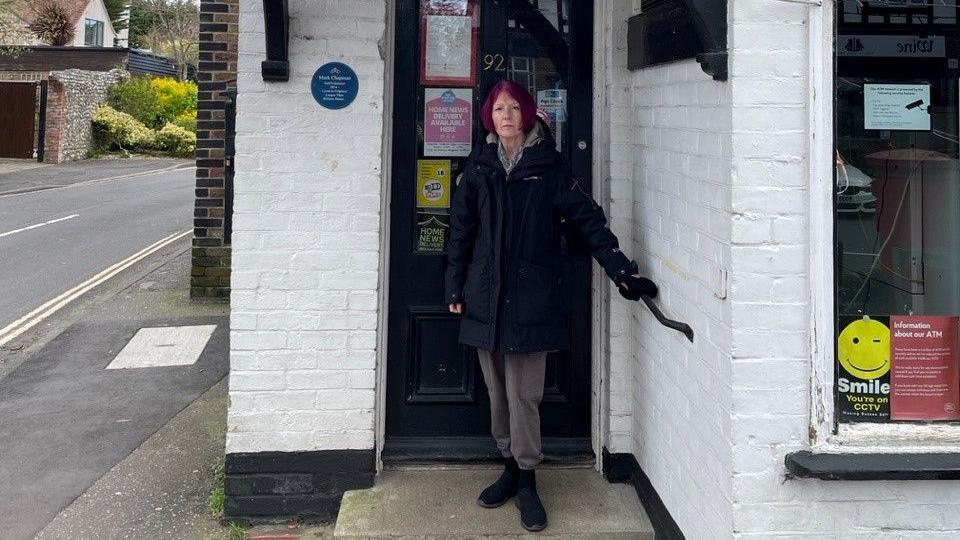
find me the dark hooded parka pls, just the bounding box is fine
[445,120,635,353]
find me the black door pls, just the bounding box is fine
[385,0,594,462]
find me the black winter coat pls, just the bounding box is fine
[444,124,634,353]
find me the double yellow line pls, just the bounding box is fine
[0,229,192,348]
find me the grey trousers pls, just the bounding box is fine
[476,348,548,470]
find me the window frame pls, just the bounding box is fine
[84,18,104,47]
[812,0,960,450]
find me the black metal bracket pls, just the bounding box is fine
[262,0,289,82]
[627,0,727,81]
[641,295,694,343]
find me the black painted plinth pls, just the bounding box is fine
[602,447,686,540]
[225,449,376,523]
[786,450,960,481]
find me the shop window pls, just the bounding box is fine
[84,18,104,47]
[835,1,960,425]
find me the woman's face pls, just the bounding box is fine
[492,91,523,141]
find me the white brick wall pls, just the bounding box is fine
[601,1,735,537]
[228,0,386,454]
[606,0,960,537]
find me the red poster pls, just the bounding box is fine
[890,316,960,421]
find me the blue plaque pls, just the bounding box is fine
[311,62,359,110]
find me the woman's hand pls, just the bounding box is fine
[617,274,658,301]
[449,302,464,314]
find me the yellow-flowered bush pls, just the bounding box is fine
[152,77,198,127]
[92,105,156,151]
[173,110,197,133]
[155,122,196,158]
[107,76,197,129]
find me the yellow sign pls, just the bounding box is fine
[838,317,891,380]
[417,160,451,208]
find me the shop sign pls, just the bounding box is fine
[890,316,960,421]
[424,88,472,156]
[837,316,891,422]
[838,35,945,58]
[864,84,930,131]
[311,62,359,110]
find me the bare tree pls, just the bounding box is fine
[138,0,198,80]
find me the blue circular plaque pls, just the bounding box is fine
[311,62,359,110]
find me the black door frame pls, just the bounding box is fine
[380,0,597,465]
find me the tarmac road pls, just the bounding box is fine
[0,163,195,334]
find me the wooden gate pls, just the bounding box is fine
[0,83,37,159]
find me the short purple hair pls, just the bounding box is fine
[480,80,537,134]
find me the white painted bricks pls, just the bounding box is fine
[610,0,960,538]
[228,0,386,454]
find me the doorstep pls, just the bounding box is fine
[333,467,654,539]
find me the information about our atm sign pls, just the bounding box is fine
[311,62,359,110]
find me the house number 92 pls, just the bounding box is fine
[483,54,506,71]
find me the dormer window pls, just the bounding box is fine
[84,18,104,47]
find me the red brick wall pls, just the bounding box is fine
[192,0,238,299]
[43,78,66,164]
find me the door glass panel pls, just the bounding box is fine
[507,0,571,154]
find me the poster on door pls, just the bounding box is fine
[837,316,892,422]
[415,213,449,253]
[420,0,478,86]
[417,159,451,209]
[890,316,960,421]
[864,84,931,131]
[537,89,566,151]
[424,88,472,157]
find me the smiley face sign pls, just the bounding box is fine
[838,318,891,380]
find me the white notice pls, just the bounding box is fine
[424,15,472,81]
[864,84,931,131]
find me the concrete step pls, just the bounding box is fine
[334,466,653,539]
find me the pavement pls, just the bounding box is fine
[0,156,191,196]
[0,234,230,540]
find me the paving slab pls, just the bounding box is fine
[334,468,653,539]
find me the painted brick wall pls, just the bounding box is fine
[227,0,386,454]
[192,0,239,299]
[728,3,960,538]
[606,0,735,536]
[600,0,639,456]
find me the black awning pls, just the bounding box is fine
[627,0,727,81]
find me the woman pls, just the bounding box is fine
[445,80,656,533]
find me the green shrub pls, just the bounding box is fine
[155,122,196,157]
[107,76,198,129]
[108,76,162,128]
[92,105,156,151]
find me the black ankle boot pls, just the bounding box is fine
[477,456,520,508]
[514,468,547,532]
